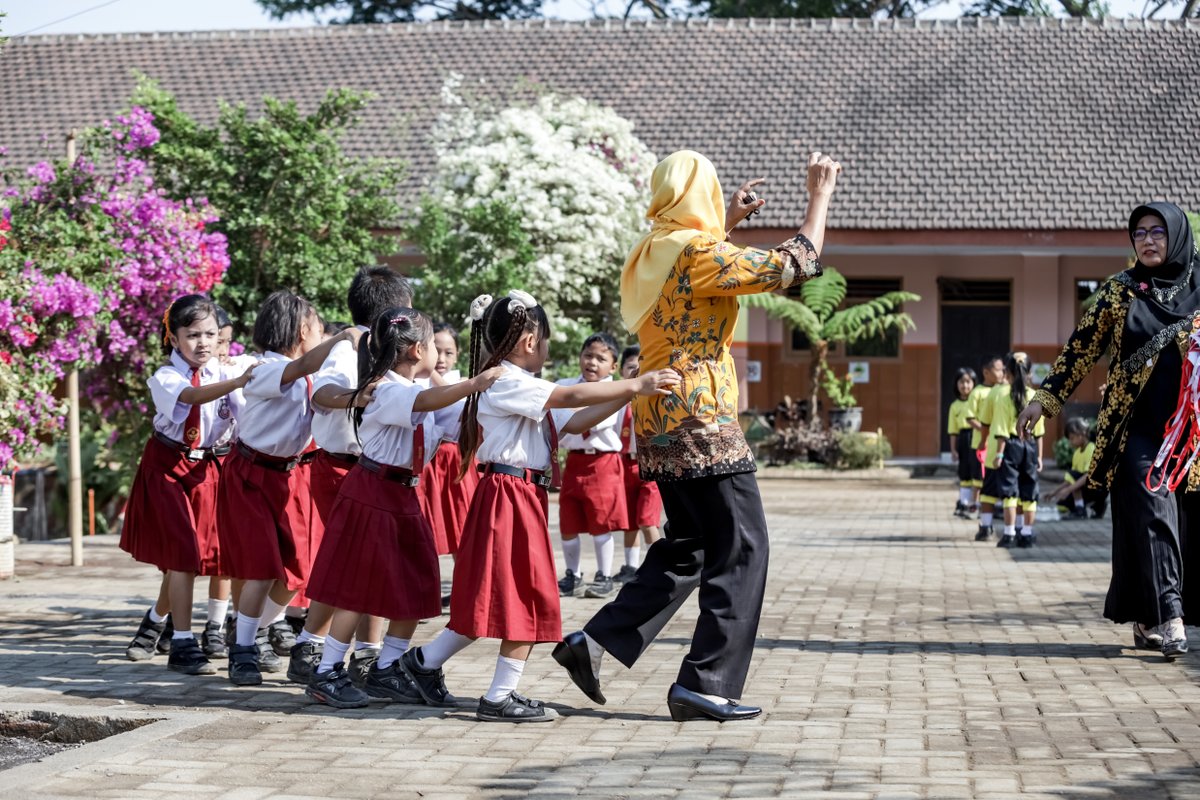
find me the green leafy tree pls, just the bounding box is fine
[741,267,918,419]
[697,0,935,16]
[255,0,542,22]
[125,77,406,328]
[962,0,1106,16]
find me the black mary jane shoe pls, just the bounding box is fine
[1163,636,1189,662]
[551,631,606,705]
[666,683,761,723]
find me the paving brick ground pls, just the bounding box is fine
[1,472,1198,799]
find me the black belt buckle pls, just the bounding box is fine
[184,448,206,462]
[401,475,421,488]
[530,473,552,488]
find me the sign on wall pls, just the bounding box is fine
[848,362,870,384]
[745,360,762,383]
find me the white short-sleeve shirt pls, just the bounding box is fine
[476,361,571,471]
[237,351,314,457]
[214,354,256,447]
[432,370,467,443]
[310,326,367,456]
[358,372,437,469]
[554,374,622,452]
[149,350,241,448]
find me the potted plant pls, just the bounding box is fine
[822,370,862,433]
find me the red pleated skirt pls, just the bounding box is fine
[622,458,663,529]
[448,472,560,643]
[306,464,441,620]
[418,441,479,555]
[121,436,222,575]
[558,452,629,535]
[294,450,357,608]
[216,447,313,589]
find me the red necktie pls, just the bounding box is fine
[183,369,201,448]
[546,413,562,490]
[619,405,633,453]
[412,422,425,472]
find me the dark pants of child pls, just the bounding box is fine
[581,471,768,701]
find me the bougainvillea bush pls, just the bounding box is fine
[0,107,229,476]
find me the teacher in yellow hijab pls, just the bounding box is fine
[555,148,843,722]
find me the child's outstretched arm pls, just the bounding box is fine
[281,328,363,386]
[555,370,680,435]
[413,366,505,412]
[178,363,257,406]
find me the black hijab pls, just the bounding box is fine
[1119,202,1200,368]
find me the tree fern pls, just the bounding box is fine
[741,293,823,343]
[798,268,846,322]
[823,291,919,344]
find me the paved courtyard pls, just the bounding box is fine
[0,472,1198,799]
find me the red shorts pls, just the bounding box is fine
[622,457,663,530]
[216,447,313,590]
[121,436,222,575]
[449,472,560,643]
[418,441,479,555]
[558,452,629,535]
[307,464,441,621]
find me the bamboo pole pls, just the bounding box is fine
[66,131,83,567]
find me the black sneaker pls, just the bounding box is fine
[954,501,967,518]
[222,614,236,649]
[364,659,423,704]
[306,663,369,709]
[476,691,559,723]
[287,640,324,685]
[398,648,458,707]
[286,613,306,637]
[348,646,380,689]
[227,642,262,686]
[613,565,637,584]
[201,621,228,658]
[557,569,585,597]
[255,628,284,673]
[584,571,615,599]
[168,635,217,675]
[155,615,174,655]
[974,526,991,542]
[1069,506,1088,519]
[441,593,452,610]
[125,611,168,661]
[996,534,1015,548]
[1016,533,1036,548]
[267,619,297,656]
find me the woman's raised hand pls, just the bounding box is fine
[634,369,681,397]
[725,177,766,232]
[806,152,842,199]
[1016,401,1043,441]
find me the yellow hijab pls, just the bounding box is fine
[620,150,725,333]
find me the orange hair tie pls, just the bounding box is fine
[161,305,172,347]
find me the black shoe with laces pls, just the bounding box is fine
[287,640,324,685]
[584,571,615,599]
[1016,533,1036,548]
[613,565,637,584]
[996,534,1016,548]
[155,615,175,655]
[255,628,283,673]
[267,619,297,656]
[227,642,262,686]
[974,526,991,542]
[126,611,168,662]
[398,648,458,707]
[348,646,380,689]
[201,621,228,658]
[364,659,423,703]
[306,663,369,709]
[557,569,585,597]
[168,635,217,675]
[476,691,559,723]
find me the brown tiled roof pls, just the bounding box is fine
[2,17,1198,230]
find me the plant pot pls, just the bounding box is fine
[828,406,863,434]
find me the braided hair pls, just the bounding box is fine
[457,292,551,479]
[346,307,433,434]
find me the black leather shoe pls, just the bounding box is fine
[552,631,606,705]
[666,683,761,722]
[1163,636,1189,661]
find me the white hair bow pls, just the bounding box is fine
[507,289,538,313]
[468,294,494,322]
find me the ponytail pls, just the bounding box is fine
[345,307,432,437]
[1007,352,1030,416]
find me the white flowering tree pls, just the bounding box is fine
[410,75,655,367]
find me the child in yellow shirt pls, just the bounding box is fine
[947,367,980,518]
[1049,418,1095,519]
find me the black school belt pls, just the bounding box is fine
[154,431,230,462]
[479,462,553,489]
[359,455,421,488]
[320,449,360,465]
[236,441,306,472]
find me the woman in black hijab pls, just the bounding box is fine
[1019,202,1199,660]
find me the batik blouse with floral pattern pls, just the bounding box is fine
[634,232,822,482]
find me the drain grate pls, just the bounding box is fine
[0,711,158,771]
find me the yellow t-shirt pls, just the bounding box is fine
[991,386,1046,441]
[966,383,992,449]
[1071,441,1096,475]
[947,398,974,435]
[977,382,1008,461]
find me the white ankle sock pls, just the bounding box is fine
[206,598,229,624]
[1074,498,1085,509]
[257,599,287,629]
[1004,524,1015,537]
[317,635,351,674]
[980,512,993,527]
[624,545,640,568]
[296,629,325,645]
[562,537,582,574]
[171,630,193,641]
[418,628,474,669]
[583,631,604,678]
[377,635,410,669]
[593,533,614,578]
[355,640,381,651]
[484,655,526,703]
[148,606,168,624]
[958,487,973,504]
[1023,525,1034,539]
[236,613,261,647]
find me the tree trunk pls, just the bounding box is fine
[808,340,828,424]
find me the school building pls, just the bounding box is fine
[3,17,1199,456]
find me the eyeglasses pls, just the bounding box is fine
[1133,226,1167,243]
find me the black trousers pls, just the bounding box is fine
[582,471,769,699]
